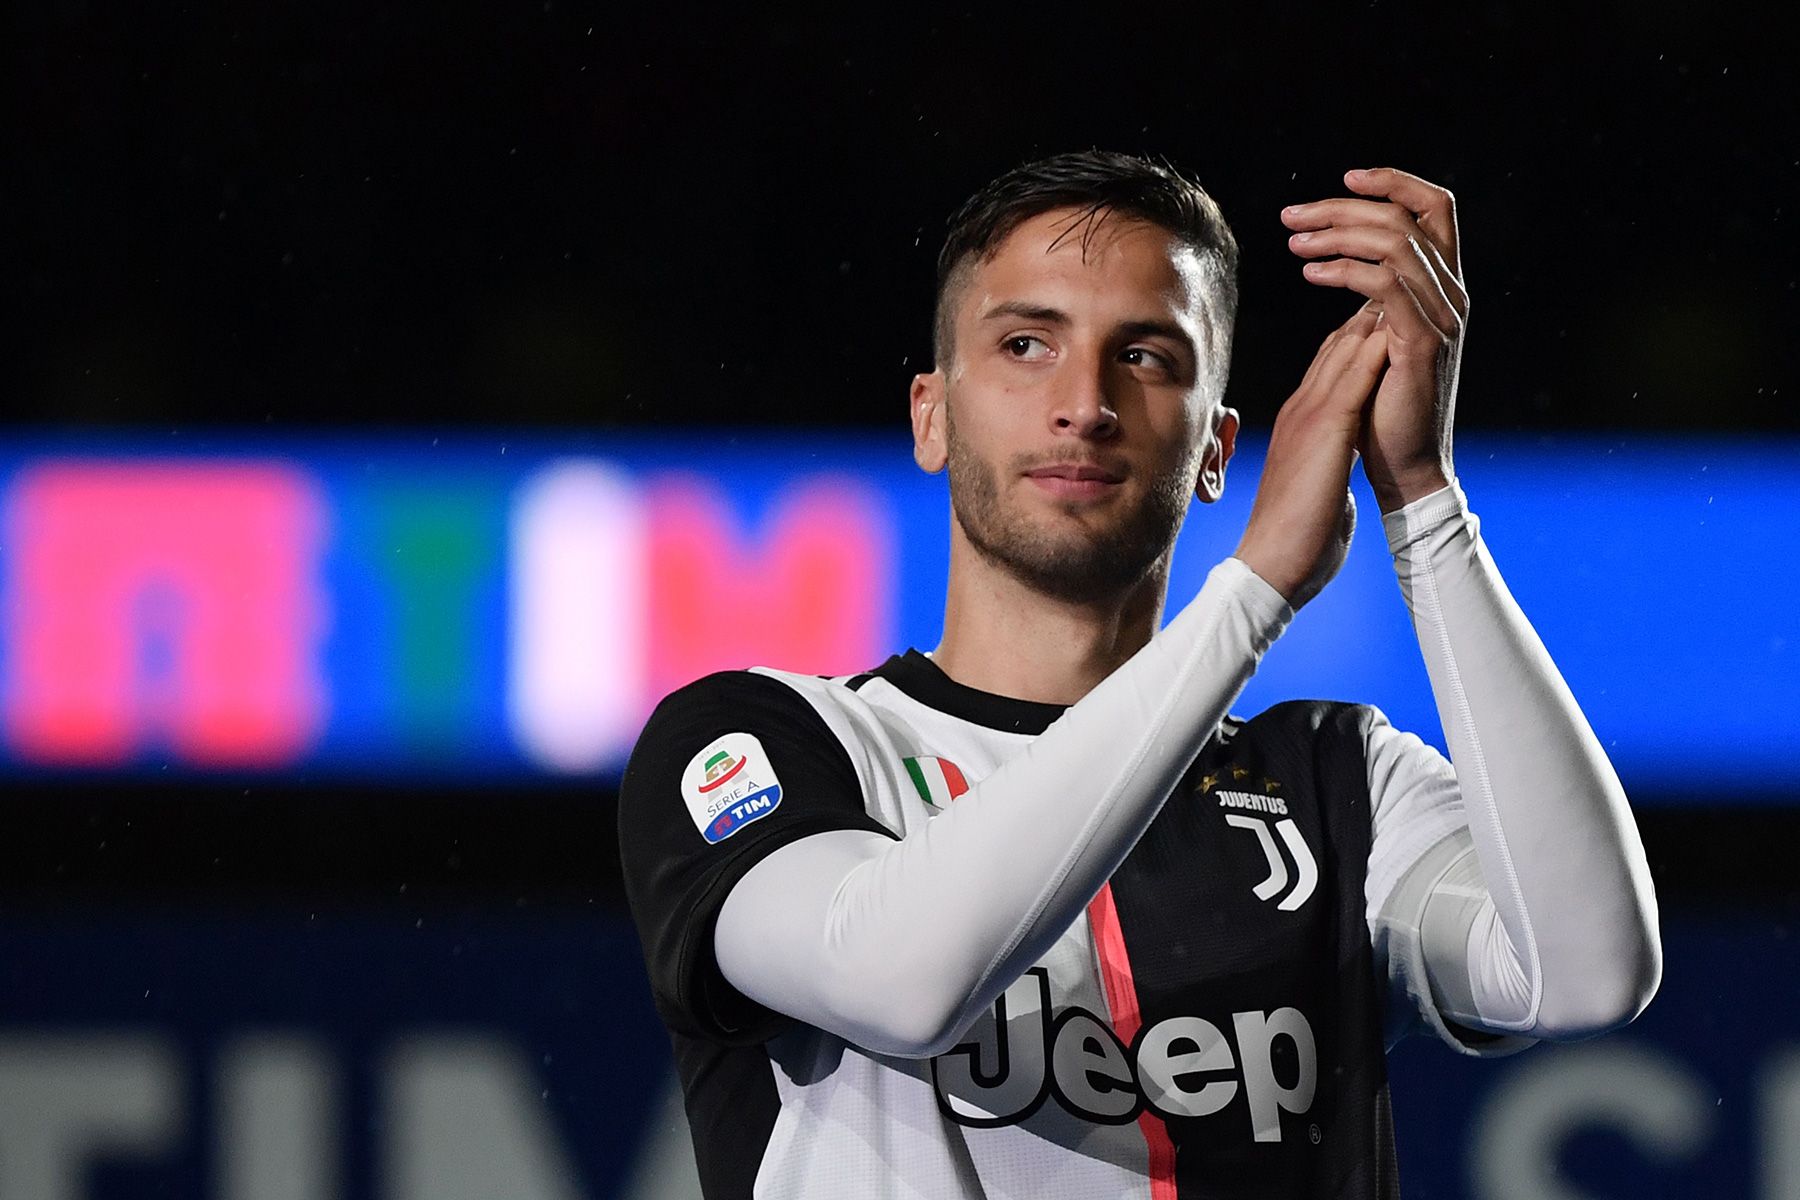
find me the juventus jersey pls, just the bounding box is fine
[620,650,1494,1199]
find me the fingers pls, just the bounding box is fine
[1241,323,1388,609]
[1287,224,1466,330]
[1342,167,1460,277]
[1290,302,1373,395]
[1293,303,1381,401]
[1333,321,1392,402]
[1281,191,1464,292]
[1281,198,1417,239]
[1300,257,1450,349]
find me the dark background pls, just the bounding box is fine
[13,3,1795,437]
[4,7,1797,1193]
[9,0,1797,898]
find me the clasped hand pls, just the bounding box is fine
[1234,167,1467,609]
[1282,166,1467,513]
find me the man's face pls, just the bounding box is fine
[913,207,1235,605]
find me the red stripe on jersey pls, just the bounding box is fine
[1087,881,1178,1200]
[939,757,969,799]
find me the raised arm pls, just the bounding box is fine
[1286,166,1660,1042]
[1374,484,1661,1040]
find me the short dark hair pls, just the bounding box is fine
[932,150,1239,388]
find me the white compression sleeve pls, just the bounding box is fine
[1380,481,1662,1038]
[713,557,1292,1059]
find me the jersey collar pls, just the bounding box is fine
[869,650,1068,735]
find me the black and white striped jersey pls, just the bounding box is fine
[620,648,1516,1199]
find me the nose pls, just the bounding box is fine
[1050,353,1119,440]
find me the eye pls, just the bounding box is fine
[1002,335,1053,361]
[1120,346,1173,371]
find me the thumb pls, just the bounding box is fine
[1333,329,1391,413]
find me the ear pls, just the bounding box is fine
[1195,405,1238,504]
[911,371,948,474]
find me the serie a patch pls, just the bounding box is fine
[682,732,784,844]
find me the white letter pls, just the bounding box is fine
[1225,815,1287,901]
[508,461,648,772]
[0,1034,182,1200]
[1137,1016,1238,1120]
[1050,1012,1136,1121]
[1274,820,1317,911]
[932,969,1049,1125]
[1473,1043,1709,1200]
[216,1034,337,1200]
[1233,1008,1317,1143]
[382,1034,585,1200]
[1761,1047,1800,1200]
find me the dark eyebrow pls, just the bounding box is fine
[1117,319,1196,359]
[977,300,1069,324]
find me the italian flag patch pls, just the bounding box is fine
[903,756,969,809]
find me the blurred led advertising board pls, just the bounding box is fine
[0,910,1793,1198]
[0,432,1793,795]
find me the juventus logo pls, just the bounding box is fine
[1224,814,1317,911]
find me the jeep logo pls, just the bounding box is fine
[931,968,1317,1143]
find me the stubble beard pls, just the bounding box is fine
[945,411,1200,607]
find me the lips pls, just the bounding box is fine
[1023,463,1126,484]
[1023,461,1127,499]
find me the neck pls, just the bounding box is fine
[929,524,1170,706]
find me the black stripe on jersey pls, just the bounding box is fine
[872,649,1067,734]
[1105,701,1397,1199]
[843,671,878,691]
[670,1033,783,1200]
